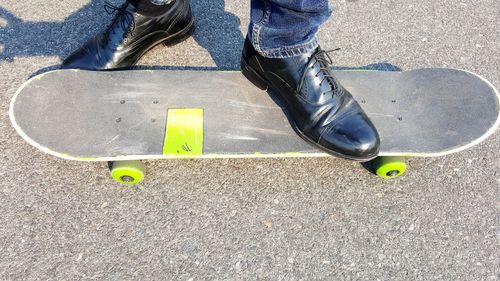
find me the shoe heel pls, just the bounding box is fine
[241,58,268,90]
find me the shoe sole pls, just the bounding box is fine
[240,57,379,162]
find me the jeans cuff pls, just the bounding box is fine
[255,37,319,59]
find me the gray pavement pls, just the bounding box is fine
[0,0,499,280]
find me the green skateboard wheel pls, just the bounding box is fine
[372,156,407,179]
[110,160,145,185]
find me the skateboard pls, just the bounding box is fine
[9,68,500,184]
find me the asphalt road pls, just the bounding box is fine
[0,0,499,280]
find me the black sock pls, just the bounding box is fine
[129,0,175,16]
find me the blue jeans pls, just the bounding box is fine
[248,0,333,58]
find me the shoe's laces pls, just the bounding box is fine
[298,48,341,97]
[104,1,136,35]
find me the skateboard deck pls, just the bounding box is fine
[9,68,500,181]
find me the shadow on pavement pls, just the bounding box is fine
[0,1,107,62]
[0,0,244,69]
[1,1,402,76]
[4,1,401,175]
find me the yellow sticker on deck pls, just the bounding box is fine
[163,108,204,156]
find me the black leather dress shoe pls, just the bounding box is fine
[62,0,194,69]
[241,38,380,161]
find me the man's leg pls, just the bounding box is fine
[248,0,331,58]
[242,0,380,161]
[63,0,194,69]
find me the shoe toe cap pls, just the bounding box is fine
[318,112,380,160]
